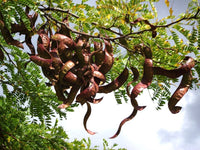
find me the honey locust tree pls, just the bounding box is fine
[0,0,200,148]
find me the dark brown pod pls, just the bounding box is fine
[37,43,51,59]
[76,78,99,105]
[98,40,114,75]
[58,81,82,109]
[38,28,50,50]
[63,71,78,85]
[126,67,139,97]
[58,16,71,38]
[153,56,195,78]
[93,70,106,84]
[110,99,138,139]
[51,33,75,49]
[98,67,129,93]
[30,55,52,68]
[130,59,153,110]
[93,41,104,66]
[59,60,75,82]
[168,70,193,114]
[83,102,96,135]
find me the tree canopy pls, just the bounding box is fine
[0,0,200,149]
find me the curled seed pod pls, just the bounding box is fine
[54,82,67,102]
[38,28,50,50]
[63,71,78,85]
[58,16,71,38]
[83,102,96,135]
[58,82,82,109]
[98,67,129,93]
[50,49,63,73]
[98,40,114,75]
[168,70,193,114]
[25,35,35,55]
[37,43,51,59]
[76,78,99,105]
[110,99,139,139]
[30,55,52,68]
[130,45,153,110]
[51,33,75,48]
[93,70,106,84]
[93,41,104,66]
[153,56,195,78]
[98,51,114,75]
[126,67,139,97]
[130,58,153,110]
[59,60,75,82]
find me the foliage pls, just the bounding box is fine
[0,0,200,148]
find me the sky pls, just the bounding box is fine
[57,0,200,150]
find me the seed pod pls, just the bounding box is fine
[38,28,50,50]
[51,33,75,49]
[168,70,193,114]
[58,16,71,38]
[93,41,104,66]
[59,60,75,82]
[76,78,99,105]
[30,55,52,68]
[50,49,63,73]
[58,82,82,109]
[98,67,129,93]
[110,99,138,139]
[83,102,96,135]
[153,56,195,78]
[98,40,114,74]
[131,59,153,110]
[63,71,78,85]
[93,70,106,84]
[54,82,67,102]
[126,67,139,97]
[37,43,51,59]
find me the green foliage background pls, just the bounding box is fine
[0,0,199,149]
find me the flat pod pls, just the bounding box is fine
[76,78,99,105]
[37,43,51,59]
[83,102,96,135]
[51,33,75,48]
[98,67,129,93]
[30,55,52,68]
[59,60,75,82]
[126,67,139,97]
[153,56,195,78]
[168,70,193,114]
[58,81,82,109]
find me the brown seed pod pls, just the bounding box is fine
[153,56,195,78]
[168,70,193,114]
[38,27,50,50]
[58,16,71,38]
[37,43,51,59]
[76,78,99,105]
[30,55,52,68]
[59,60,75,82]
[126,67,140,97]
[93,41,104,66]
[51,33,75,49]
[110,98,138,139]
[58,81,82,109]
[83,102,96,135]
[98,67,129,93]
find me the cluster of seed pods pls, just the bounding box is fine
[0,9,195,138]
